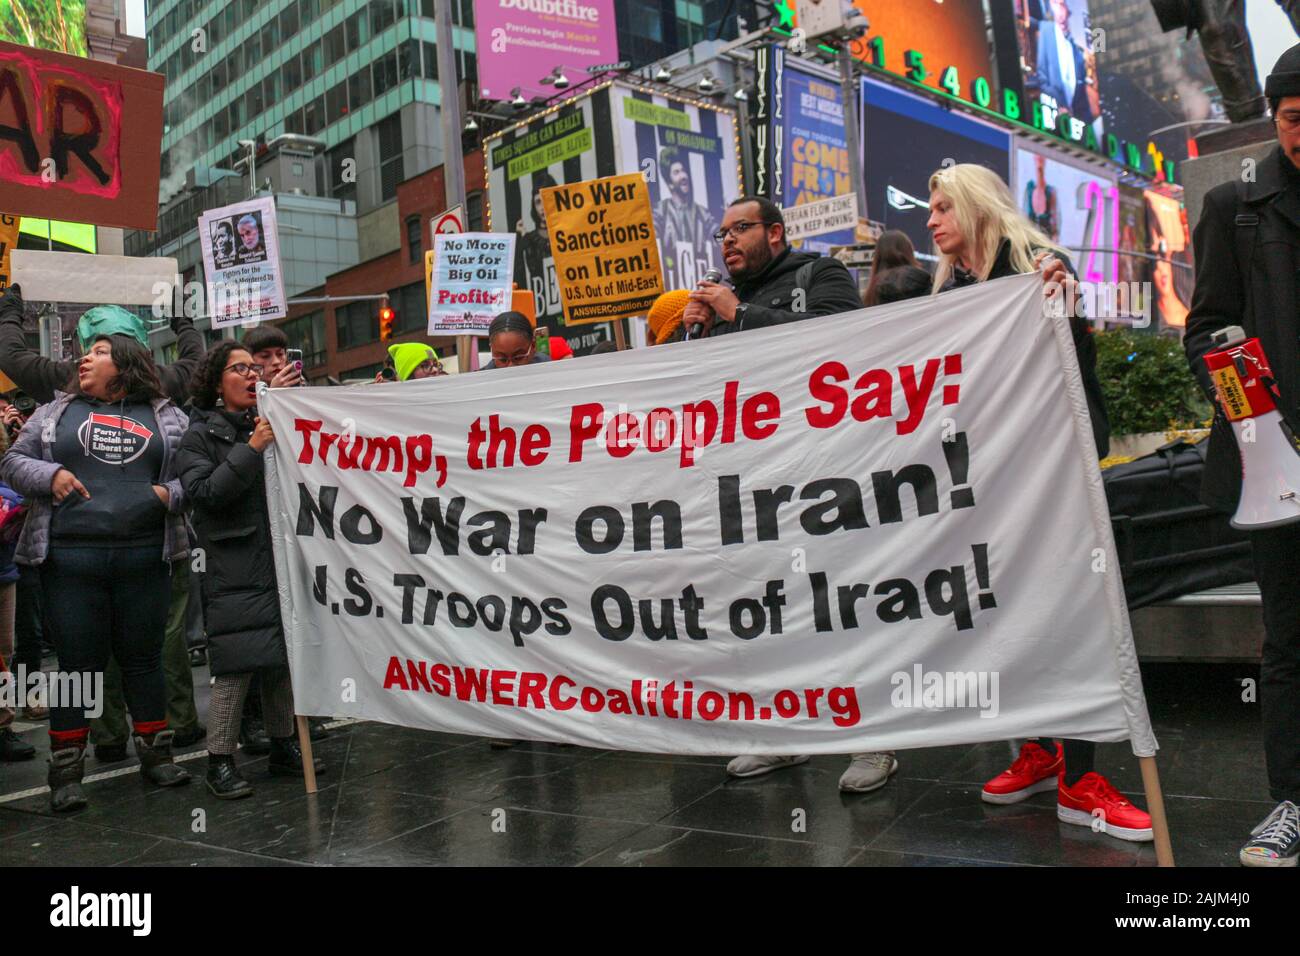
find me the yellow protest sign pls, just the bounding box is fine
[0,214,19,292]
[540,173,663,325]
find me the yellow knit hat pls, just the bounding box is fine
[646,289,691,345]
[388,342,439,381]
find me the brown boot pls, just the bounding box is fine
[133,730,191,788]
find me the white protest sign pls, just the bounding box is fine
[428,232,516,335]
[783,193,859,242]
[197,196,287,328]
[260,274,1156,757]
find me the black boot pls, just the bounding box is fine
[240,716,271,755]
[0,727,36,761]
[308,716,330,741]
[48,747,87,813]
[268,736,326,777]
[133,730,191,788]
[205,753,253,800]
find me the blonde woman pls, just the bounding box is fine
[926,164,1153,844]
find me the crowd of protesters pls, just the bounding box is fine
[0,43,1296,867]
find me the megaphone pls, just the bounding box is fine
[1203,326,1300,530]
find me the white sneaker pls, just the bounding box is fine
[726,754,810,778]
[839,752,899,793]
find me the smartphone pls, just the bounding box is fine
[285,348,305,384]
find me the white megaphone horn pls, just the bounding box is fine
[1203,326,1300,530]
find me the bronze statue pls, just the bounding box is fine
[1152,0,1300,122]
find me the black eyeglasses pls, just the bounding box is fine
[712,220,772,243]
[224,362,265,376]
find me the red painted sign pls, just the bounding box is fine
[0,40,164,231]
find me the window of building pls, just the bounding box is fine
[261,16,281,53]
[326,80,348,120]
[227,44,244,78]
[302,40,324,83]
[283,54,303,93]
[335,300,378,350]
[348,69,372,111]
[279,311,327,367]
[246,84,264,121]
[285,107,305,135]
[390,282,426,334]
[398,39,419,81]
[345,9,368,52]
[328,138,356,203]
[211,58,227,93]
[245,30,262,65]
[263,69,282,105]
[300,0,322,23]
[372,50,398,97]
[229,97,247,131]
[467,191,484,231]
[280,4,300,37]
[304,96,326,135]
[371,0,396,35]
[422,41,437,80]
[377,114,404,201]
[459,0,474,28]
[405,216,421,265]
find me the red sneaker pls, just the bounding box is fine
[1057,772,1153,842]
[981,741,1063,805]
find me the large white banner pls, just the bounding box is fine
[197,196,287,328]
[259,275,1156,756]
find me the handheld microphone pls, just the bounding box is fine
[686,269,725,340]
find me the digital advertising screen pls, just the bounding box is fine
[1011,0,1104,142]
[1144,189,1193,332]
[1013,147,1117,283]
[860,78,1011,256]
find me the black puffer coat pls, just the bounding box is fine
[176,405,286,676]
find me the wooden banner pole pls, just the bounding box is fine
[1139,755,1174,866]
[612,318,627,351]
[296,715,318,795]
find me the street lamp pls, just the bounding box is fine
[510,87,527,110]
[236,139,257,199]
[540,66,571,89]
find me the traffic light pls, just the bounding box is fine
[379,306,395,342]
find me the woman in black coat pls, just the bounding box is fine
[177,342,325,799]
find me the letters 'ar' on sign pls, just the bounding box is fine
[0,40,164,232]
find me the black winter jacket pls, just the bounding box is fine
[941,241,1111,459]
[176,405,287,676]
[707,247,863,336]
[0,283,206,405]
[1184,147,1300,512]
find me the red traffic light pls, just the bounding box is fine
[379,306,395,342]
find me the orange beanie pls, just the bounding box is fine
[646,289,691,345]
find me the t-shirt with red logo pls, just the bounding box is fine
[48,397,167,547]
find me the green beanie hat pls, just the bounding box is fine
[388,342,439,381]
[77,305,149,349]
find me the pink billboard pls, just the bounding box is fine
[474,0,621,101]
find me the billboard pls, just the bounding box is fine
[1010,0,1104,143]
[756,47,853,254]
[609,84,742,292]
[486,82,741,348]
[849,0,994,102]
[860,78,1010,256]
[0,0,87,56]
[485,90,613,352]
[474,0,619,101]
[1144,190,1192,332]
[1013,147,1117,283]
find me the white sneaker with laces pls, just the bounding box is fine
[839,752,899,793]
[1240,800,1300,867]
[726,754,809,778]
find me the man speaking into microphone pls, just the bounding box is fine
[683,197,862,338]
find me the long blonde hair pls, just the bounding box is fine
[927,164,1068,293]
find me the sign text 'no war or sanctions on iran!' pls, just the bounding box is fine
[540,172,664,325]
